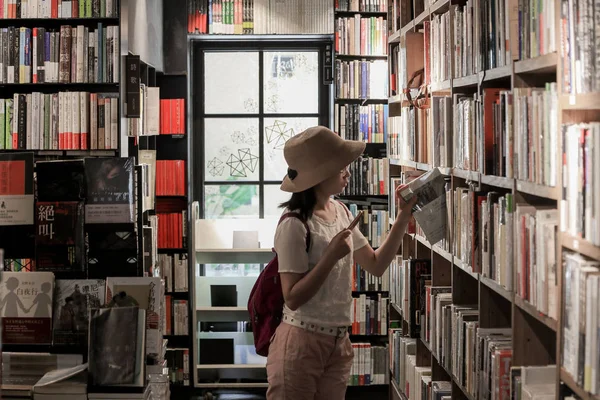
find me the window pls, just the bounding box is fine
[193,39,332,219]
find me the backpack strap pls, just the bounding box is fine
[336,200,351,219]
[278,212,311,252]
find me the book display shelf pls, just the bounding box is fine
[333,0,391,393]
[386,0,600,399]
[0,2,187,399]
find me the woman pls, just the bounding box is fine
[267,126,416,399]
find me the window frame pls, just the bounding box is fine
[190,36,333,219]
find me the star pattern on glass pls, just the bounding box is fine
[226,148,259,177]
[265,120,294,150]
[244,98,258,113]
[266,95,280,113]
[231,130,245,144]
[207,157,225,177]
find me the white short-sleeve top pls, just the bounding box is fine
[273,199,369,327]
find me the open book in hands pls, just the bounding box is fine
[398,168,448,244]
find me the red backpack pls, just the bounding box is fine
[247,212,311,357]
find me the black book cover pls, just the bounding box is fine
[89,306,142,386]
[35,201,85,274]
[409,259,432,338]
[36,159,86,201]
[85,157,134,224]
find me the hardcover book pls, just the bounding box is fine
[35,201,85,274]
[35,159,86,201]
[52,279,106,346]
[0,152,34,226]
[88,306,146,387]
[106,277,164,365]
[84,157,134,224]
[0,271,54,344]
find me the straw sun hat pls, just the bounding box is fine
[280,126,366,193]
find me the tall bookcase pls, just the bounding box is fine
[386,0,600,399]
[334,0,392,394]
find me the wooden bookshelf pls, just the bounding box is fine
[385,0,600,398]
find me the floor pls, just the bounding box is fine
[187,386,389,399]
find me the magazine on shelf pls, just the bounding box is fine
[398,168,448,244]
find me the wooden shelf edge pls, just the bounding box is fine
[514,295,557,331]
[560,233,600,261]
[453,257,479,280]
[389,30,402,43]
[480,174,513,189]
[390,302,403,316]
[432,245,453,262]
[482,64,513,81]
[197,364,265,369]
[453,74,479,87]
[514,53,558,74]
[561,93,600,110]
[453,376,476,400]
[560,368,600,400]
[479,276,512,301]
[516,180,559,200]
[415,234,432,249]
[391,377,408,400]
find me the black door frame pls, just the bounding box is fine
[188,35,334,219]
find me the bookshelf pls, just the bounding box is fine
[333,0,391,393]
[386,0,600,399]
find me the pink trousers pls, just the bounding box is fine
[266,322,354,400]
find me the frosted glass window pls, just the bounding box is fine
[264,184,293,218]
[263,117,319,181]
[263,52,319,114]
[204,52,259,114]
[205,118,259,182]
[204,185,259,219]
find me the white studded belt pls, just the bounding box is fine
[282,314,348,338]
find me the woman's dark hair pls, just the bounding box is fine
[279,187,317,221]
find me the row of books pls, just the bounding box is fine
[350,294,388,335]
[514,204,558,320]
[561,122,600,247]
[158,253,189,293]
[391,83,558,182]
[349,205,389,247]
[165,348,190,386]
[389,257,431,338]
[0,92,119,151]
[562,251,600,393]
[0,24,119,84]
[0,272,165,364]
[335,103,389,143]
[156,160,186,197]
[0,0,119,19]
[187,0,255,35]
[164,296,189,336]
[341,156,389,196]
[335,16,388,56]
[160,98,186,135]
[335,0,388,13]
[352,261,390,292]
[348,343,389,386]
[157,211,187,249]
[387,106,430,164]
[389,334,454,399]
[335,59,388,100]
[562,0,599,94]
